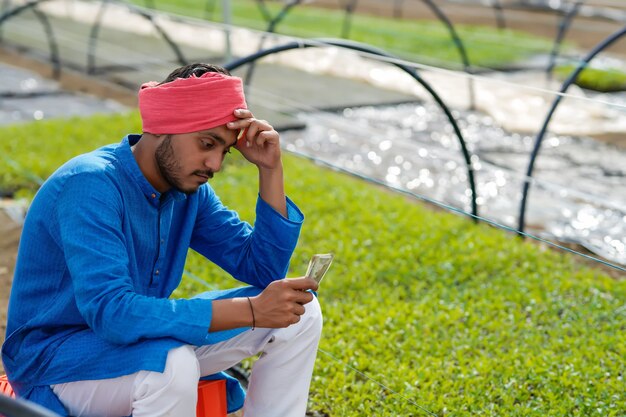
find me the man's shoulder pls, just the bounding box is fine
[26,144,126,225]
[62,143,119,173]
[37,143,124,200]
[50,142,124,184]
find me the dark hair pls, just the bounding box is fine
[158,63,231,85]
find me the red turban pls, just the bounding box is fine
[138,72,247,135]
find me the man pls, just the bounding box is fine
[2,63,322,417]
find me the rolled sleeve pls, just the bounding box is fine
[191,188,304,288]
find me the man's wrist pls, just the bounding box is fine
[246,296,256,330]
[210,298,259,332]
[258,161,283,177]
[258,162,287,217]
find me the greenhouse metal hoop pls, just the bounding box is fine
[225,38,479,219]
[518,24,626,235]
[0,0,61,79]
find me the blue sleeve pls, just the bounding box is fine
[190,186,304,288]
[56,173,214,346]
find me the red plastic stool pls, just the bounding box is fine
[196,380,227,417]
[0,374,15,398]
[0,375,226,416]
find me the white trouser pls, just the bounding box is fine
[52,297,322,417]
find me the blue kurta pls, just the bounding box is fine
[2,134,304,416]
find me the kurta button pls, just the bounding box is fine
[151,193,156,199]
[160,239,164,244]
[155,270,160,275]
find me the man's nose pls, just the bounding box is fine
[204,153,222,172]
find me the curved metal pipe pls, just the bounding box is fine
[418,0,475,110]
[225,38,479,218]
[491,0,506,30]
[340,0,359,39]
[0,0,61,79]
[88,0,187,75]
[0,0,11,41]
[546,0,584,82]
[248,0,474,108]
[203,0,217,20]
[130,6,188,64]
[87,0,109,75]
[518,25,626,235]
[244,0,303,89]
[254,0,272,23]
[393,0,405,19]
[32,6,61,79]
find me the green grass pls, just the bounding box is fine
[0,112,142,199]
[555,65,626,92]
[2,112,624,416]
[137,0,557,70]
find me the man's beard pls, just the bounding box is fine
[155,136,213,195]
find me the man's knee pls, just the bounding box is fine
[302,296,323,336]
[151,345,200,397]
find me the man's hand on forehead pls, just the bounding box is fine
[228,109,282,170]
[227,109,278,149]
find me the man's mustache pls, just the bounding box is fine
[193,170,214,179]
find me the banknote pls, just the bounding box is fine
[305,253,334,284]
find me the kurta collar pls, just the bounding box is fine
[115,134,187,206]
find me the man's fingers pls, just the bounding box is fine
[292,304,306,316]
[228,112,272,131]
[229,118,277,148]
[227,117,254,131]
[286,277,319,292]
[292,290,314,306]
[243,120,273,138]
[234,108,253,119]
[257,130,278,145]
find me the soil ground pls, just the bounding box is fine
[0,210,21,374]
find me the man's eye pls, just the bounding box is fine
[201,140,214,149]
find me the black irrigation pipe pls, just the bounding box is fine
[225,38,479,219]
[0,394,61,417]
[0,0,61,79]
[546,0,584,82]
[244,0,303,89]
[87,0,187,75]
[518,24,626,236]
